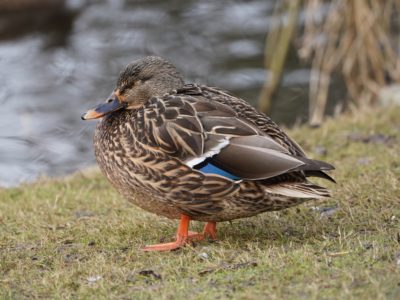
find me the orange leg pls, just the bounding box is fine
[203,221,217,240]
[142,216,218,252]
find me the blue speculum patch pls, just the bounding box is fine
[197,162,240,180]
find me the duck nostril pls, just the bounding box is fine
[106,98,113,103]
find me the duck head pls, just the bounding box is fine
[82,56,184,120]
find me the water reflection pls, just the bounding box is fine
[0,0,327,187]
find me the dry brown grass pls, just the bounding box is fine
[259,0,400,126]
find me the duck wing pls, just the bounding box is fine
[196,85,334,182]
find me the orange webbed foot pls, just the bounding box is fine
[142,216,217,252]
[142,241,187,252]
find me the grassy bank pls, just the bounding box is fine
[1,107,399,299]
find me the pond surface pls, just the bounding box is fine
[0,0,336,187]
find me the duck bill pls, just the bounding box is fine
[81,96,125,120]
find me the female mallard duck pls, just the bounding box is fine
[82,56,335,251]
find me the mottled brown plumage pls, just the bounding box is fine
[82,56,335,250]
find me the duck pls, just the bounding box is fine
[82,56,335,251]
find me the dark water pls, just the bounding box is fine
[0,0,337,187]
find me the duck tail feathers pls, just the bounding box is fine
[264,182,331,199]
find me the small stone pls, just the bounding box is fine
[314,146,327,156]
[74,210,95,218]
[87,275,102,283]
[310,205,338,218]
[357,157,371,165]
[320,206,338,218]
[198,252,209,260]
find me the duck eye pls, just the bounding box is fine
[119,82,133,95]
